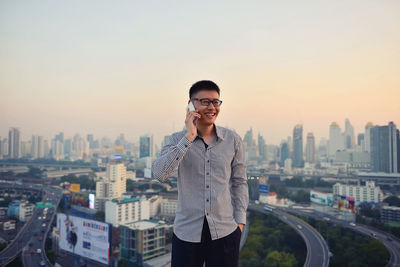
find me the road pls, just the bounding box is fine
[0,182,62,267]
[248,204,330,267]
[284,207,400,267]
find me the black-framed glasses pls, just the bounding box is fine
[191,98,223,107]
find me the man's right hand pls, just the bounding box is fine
[185,108,200,142]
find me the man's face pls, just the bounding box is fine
[191,90,220,126]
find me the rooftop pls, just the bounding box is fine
[123,220,165,231]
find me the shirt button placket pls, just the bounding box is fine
[205,148,211,219]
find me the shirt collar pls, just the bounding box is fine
[193,124,225,141]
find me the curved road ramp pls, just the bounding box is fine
[248,204,330,267]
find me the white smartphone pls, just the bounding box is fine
[187,101,197,124]
[187,101,195,112]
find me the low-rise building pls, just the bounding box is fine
[2,220,16,231]
[160,197,178,217]
[381,206,400,226]
[105,196,150,227]
[19,201,34,222]
[7,200,20,218]
[333,181,383,204]
[120,220,167,267]
[148,195,162,218]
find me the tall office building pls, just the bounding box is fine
[370,122,398,173]
[8,128,21,159]
[344,118,355,149]
[96,163,127,211]
[364,122,374,153]
[357,134,365,149]
[258,133,267,161]
[305,132,316,163]
[140,135,153,158]
[292,124,304,168]
[31,135,44,159]
[280,141,290,166]
[329,122,343,157]
[243,128,258,161]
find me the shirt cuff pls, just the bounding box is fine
[177,136,192,152]
[234,211,247,225]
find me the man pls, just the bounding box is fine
[152,80,248,267]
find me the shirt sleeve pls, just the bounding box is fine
[231,134,249,225]
[152,133,193,182]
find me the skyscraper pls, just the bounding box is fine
[293,124,304,168]
[329,122,343,158]
[243,128,258,160]
[370,122,398,173]
[258,133,267,161]
[280,141,290,166]
[8,128,21,159]
[140,135,153,158]
[364,122,374,153]
[31,135,39,159]
[344,118,355,149]
[305,132,316,163]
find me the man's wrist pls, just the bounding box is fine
[185,132,195,142]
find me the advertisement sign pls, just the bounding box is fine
[70,184,80,193]
[310,190,334,206]
[57,213,110,264]
[72,193,89,208]
[259,184,269,194]
[338,195,355,213]
[89,194,95,209]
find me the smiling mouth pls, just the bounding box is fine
[204,113,216,118]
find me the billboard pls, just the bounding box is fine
[57,213,110,264]
[338,195,355,213]
[310,190,334,206]
[70,184,80,193]
[259,184,269,194]
[89,194,95,209]
[72,193,89,208]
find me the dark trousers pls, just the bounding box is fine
[171,217,242,267]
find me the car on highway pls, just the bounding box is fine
[39,236,43,241]
[297,225,303,229]
[349,222,356,227]
[38,216,42,220]
[30,249,36,254]
[371,233,377,238]
[42,223,46,227]
[36,248,41,254]
[40,260,46,266]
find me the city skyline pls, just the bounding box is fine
[1,1,399,145]
[1,118,399,147]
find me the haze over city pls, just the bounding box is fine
[1,0,399,145]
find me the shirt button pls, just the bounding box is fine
[207,160,210,163]
[176,157,179,160]
[207,213,209,216]
[185,145,188,147]
[206,185,209,188]
[206,172,209,175]
[206,199,209,202]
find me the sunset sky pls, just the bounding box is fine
[1,0,399,146]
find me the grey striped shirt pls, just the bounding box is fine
[152,125,249,242]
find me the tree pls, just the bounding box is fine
[263,251,297,267]
[383,196,400,207]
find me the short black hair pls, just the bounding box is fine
[189,80,220,99]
